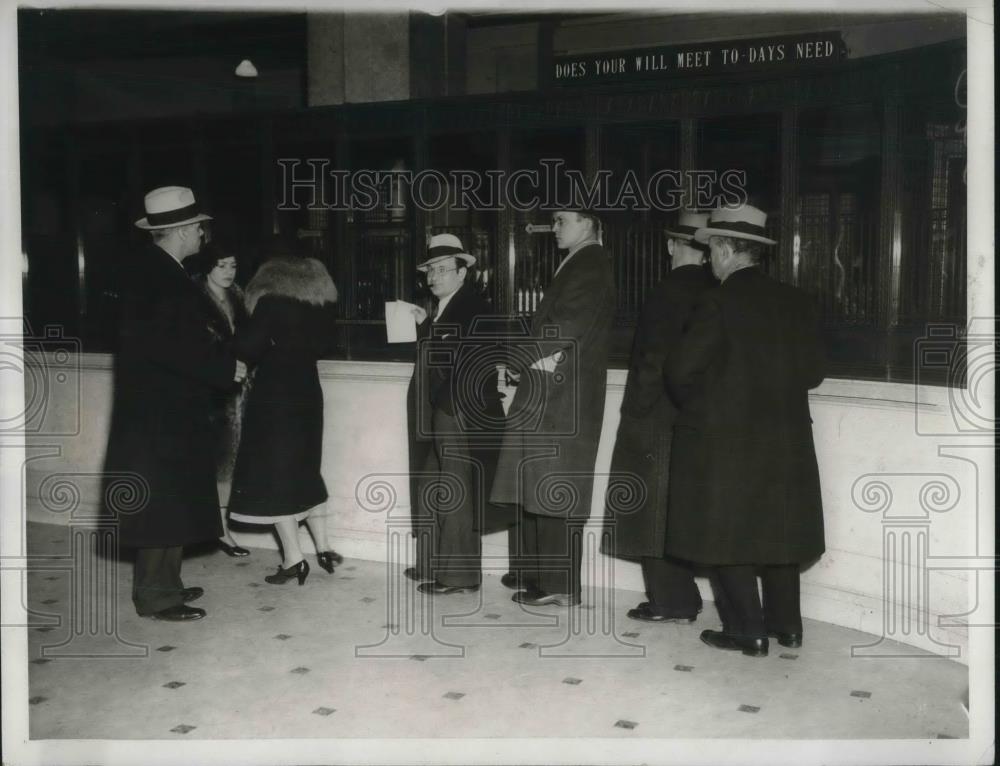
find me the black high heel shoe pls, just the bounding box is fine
[218,540,250,558]
[264,559,309,585]
[316,551,340,574]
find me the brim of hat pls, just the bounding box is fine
[134,212,213,230]
[416,253,476,271]
[694,227,776,245]
[566,210,601,222]
[663,230,698,241]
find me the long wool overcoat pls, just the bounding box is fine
[102,242,236,548]
[602,264,716,558]
[664,266,827,565]
[228,257,338,519]
[490,244,616,518]
[407,282,506,531]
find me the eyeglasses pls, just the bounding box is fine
[426,266,459,278]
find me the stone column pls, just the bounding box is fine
[307,12,346,106]
[308,11,410,106]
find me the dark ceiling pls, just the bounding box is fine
[18,9,308,66]
[17,8,611,66]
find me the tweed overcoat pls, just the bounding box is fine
[664,266,826,565]
[602,264,716,558]
[490,244,616,518]
[102,242,236,548]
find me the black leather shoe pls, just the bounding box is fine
[403,567,432,582]
[150,605,206,621]
[500,572,521,590]
[264,559,309,585]
[316,551,341,574]
[513,589,581,607]
[699,629,768,657]
[510,586,543,602]
[218,540,250,557]
[627,603,697,623]
[768,631,803,648]
[180,587,204,603]
[417,581,480,595]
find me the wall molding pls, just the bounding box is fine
[35,352,958,411]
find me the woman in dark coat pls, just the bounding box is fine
[187,244,251,557]
[228,255,340,585]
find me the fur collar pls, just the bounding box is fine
[245,257,338,314]
[196,278,245,307]
[196,279,245,332]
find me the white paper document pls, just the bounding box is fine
[385,301,418,343]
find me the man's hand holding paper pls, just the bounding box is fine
[385,300,420,343]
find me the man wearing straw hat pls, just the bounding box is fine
[103,186,246,621]
[404,234,503,594]
[665,203,826,657]
[602,211,716,624]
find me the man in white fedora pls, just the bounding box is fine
[603,210,716,623]
[404,234,503,594]
[103,186,247,621]
[664,203,826,656]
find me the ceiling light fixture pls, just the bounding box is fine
[235,59,258,78]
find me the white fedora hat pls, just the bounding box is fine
[694,204,776,245]
[417,233,476,272]
[135,186,213,230]
[664,210,710,241]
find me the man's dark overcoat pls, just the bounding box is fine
[602,264,715,558]
[406,336,433,532]
[102,242,236,547]
[490,244,616,518]
[408,282,505,529]
[664,266,826,565]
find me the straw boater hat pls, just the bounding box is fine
[134,186,213,230]
[694,204,776,246]
[664,210,710,241]
[416,233,476,272]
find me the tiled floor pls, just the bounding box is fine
[23,523,968,741]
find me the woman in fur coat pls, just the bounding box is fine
[228,254,341,585]
[187,245,251,557]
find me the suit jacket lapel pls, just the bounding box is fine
[532,245,593,331]
[434,284,469,329]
